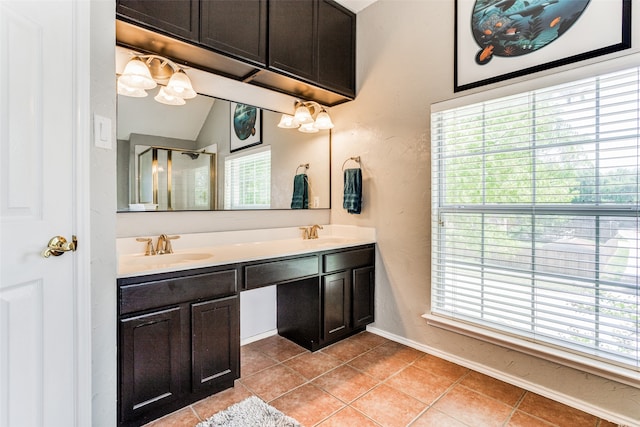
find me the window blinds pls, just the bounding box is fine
[224,146,271,209]
[431,67,640,372]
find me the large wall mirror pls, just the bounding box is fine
[116,76,331,212]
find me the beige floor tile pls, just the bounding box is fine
[317,406,381,427]
[460,371,525,406]
[321,338,371,362]
[410,408,469,427]
[386,365,455,405]
[352,384,428,427]
[412,353,469,382]
[517,393,598,427]
[270,383,345,427]
[312,364,380,403]
[284,350,343,380]
[431,385,513,427]
[240,364,306,402]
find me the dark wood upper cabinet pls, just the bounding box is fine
[116,0,355,105]
[268,0,355,97]
[317,0,355,96]
[116,0,199,42]
[199,0,267,66]
[268,0,317,82]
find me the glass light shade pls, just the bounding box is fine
[298,122,319,133]
[294,104,314,125]
[154,87,186,106]
[313,110,334,129]
[164,70,197,99]
[117,80,148,97]
[119,57,157,90]
[277,114,299,129]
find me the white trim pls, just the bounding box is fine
[366,325,637,427]
[421,314,639,388]
[72,0,92,425]
[240,329,278,346]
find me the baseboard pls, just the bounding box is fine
[365,326,635,427]
[240,329,278,346]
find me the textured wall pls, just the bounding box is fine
[330,0,640,423]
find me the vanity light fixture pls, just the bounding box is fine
[277,100,334,132]
[118,54,196,106]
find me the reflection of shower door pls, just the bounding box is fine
[138,147,216,210]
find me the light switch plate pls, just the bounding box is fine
[94,114,112,149]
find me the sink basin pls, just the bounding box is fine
[123,252,214,266]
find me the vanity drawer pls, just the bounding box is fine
[244,255,319,289]
[323,246,375,273]
[120,269,237,315]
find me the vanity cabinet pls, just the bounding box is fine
[117,267,239,427]
[268,0,356,97]
[277,244,375,351]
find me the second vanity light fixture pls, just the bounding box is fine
[117,54,197,106]
[277,100,334,133]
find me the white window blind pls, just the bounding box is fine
[224,146,271,209]
[431,67,640,372]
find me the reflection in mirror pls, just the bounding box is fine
[117,87,331,211]
[134,146,216,211]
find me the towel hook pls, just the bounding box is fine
[342,156,361,171]
[295,163,309,175]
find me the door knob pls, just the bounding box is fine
[42,235,78,258]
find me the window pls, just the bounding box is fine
[224,146,271,209]
[431,67,639,374]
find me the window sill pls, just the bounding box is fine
[422,313,639,388]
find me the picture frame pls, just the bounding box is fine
[454,0,632,92]
[230,102,262,152]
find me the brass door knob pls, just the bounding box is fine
[42,235,77,258]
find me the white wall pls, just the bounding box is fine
[330,0,640,424]
[90,1,117,426]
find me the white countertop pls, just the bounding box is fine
[117,225,376,278]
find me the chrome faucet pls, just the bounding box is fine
[156,234,180,254]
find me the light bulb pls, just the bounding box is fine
[294,103,314,125]
[298,122,319,133]
[313,110,334,129]
[119,57,157,90]
[154,87,186,106]
[277,114,299,129]
[117,80,148,97]
[164,70,197,99]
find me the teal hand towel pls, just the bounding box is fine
[291,174,309,209]
[343,168,362,214]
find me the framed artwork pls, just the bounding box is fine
[454,0,631,92]
[230,102,262,152]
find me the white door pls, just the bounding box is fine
[0,1,90,426]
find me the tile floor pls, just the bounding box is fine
[145,332,618,427]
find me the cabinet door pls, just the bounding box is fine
[119,307,183,423]
[322,271,350,342]
[317,0,355,96]
[268,0,317,81]
[352,266,375,328]
[192,296,240,394]
[200,0,267,65]
[116,0,199,42]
